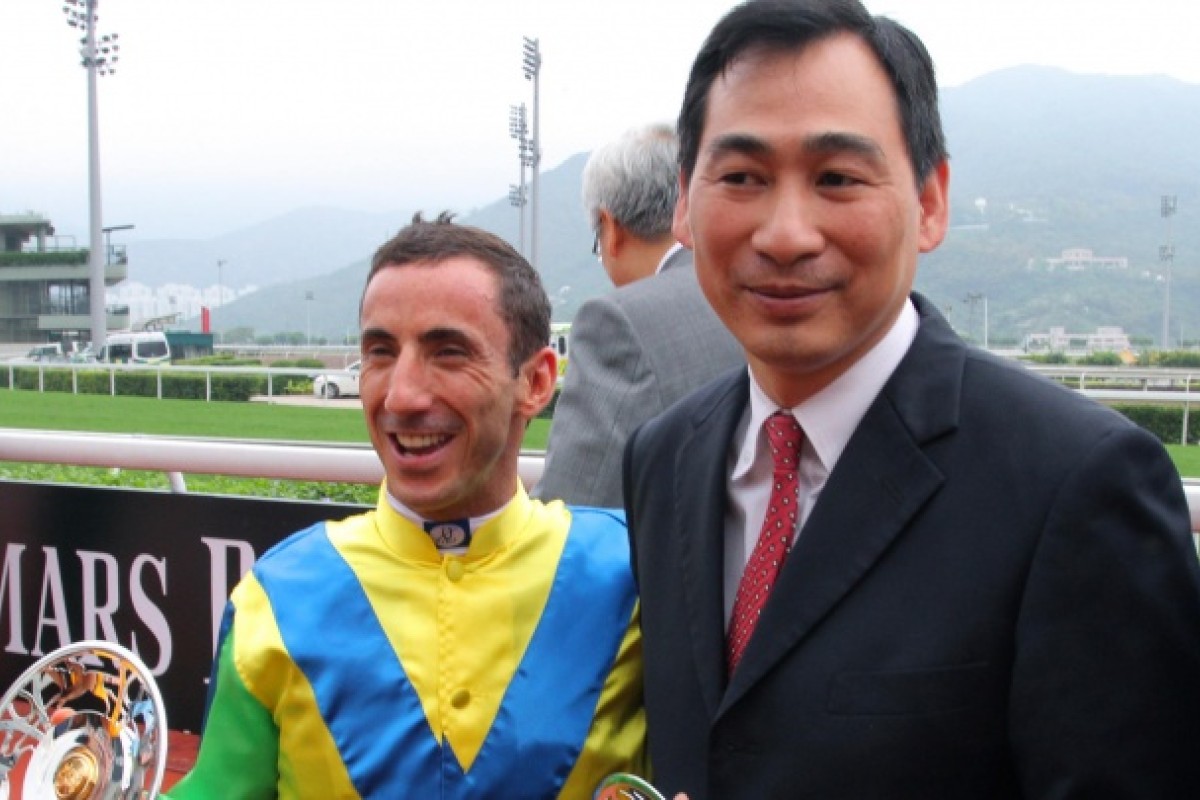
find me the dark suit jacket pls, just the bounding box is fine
[535,247,743,507]
[623,294,1200,799]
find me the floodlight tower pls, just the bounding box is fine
[63,0,119,352]
[964,292,989,349]
[305,291,314,346]
[508,103,531,256]
[508,183,528,255]
[1160,195,1177,350]
[216,259,226,341]
[521,37,542,270]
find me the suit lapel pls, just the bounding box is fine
[674,372,749,717]
[720,296,966,712]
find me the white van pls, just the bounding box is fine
[97,332,172,365]
[549,323,570,379]
[24,343,67,363]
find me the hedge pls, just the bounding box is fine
[1111,404,1200,446]
[3,368,267,402]
[1153,352,1200,368]
[3,368,1196,446]
[0,250,88,267]
[270,358,326,369]
[537,387,561,420]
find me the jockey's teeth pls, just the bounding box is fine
[398,433,447,453]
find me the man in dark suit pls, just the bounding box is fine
[622,1,1200,798]
[536,124,742,508]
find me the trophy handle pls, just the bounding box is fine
[0,640,168,799]
[594,772,668,800]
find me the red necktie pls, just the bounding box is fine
[727,411,804,674]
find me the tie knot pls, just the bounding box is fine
[764,411,803,473]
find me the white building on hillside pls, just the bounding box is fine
[1023,326,1133,357]
[1032,248,1129,272]
[108,281,257,330]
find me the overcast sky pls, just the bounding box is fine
[2,0,1198,242]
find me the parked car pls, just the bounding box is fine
[71,345,97,363]
[313,360,361,399]
[25,343,68,363]
[7,343,68,364]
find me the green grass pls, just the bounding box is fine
[0,390,369,441]
[0,389,552,447]
[0,389,552,500]
[2,390,1195,490]
[1166,445,1200,480]
[0,461,380,504]
[524,418,550,450]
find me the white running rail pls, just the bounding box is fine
[1,430,1198,548]
[0,428,547,496]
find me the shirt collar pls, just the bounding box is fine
[731,298,919,481]
[377,483,531,562]
[655,242,685,274]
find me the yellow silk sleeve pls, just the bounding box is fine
[560,602,648,797]
[231,574,360,798]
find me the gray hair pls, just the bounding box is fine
[581,123,679,240]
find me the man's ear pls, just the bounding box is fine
[516,346,558,420]
[917,159,950,253]
[672,172,694,248]
[601,210,629,258]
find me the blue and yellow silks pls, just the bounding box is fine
[167,487,645,799]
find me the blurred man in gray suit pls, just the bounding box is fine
[534,123,744,508]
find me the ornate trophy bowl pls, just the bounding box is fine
[0,641,167,800]
[594,772,667,800]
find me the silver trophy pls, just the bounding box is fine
[594,772,668,800]
[0,641,168,799]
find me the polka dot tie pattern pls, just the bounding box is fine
[726,411,804,675]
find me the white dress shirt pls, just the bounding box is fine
[655,242,684,275]
[722,300,920,625]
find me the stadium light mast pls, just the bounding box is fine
[63,0,119,352]
[964,292,988,349]
[1160,195,1177,350]
[215,259,226,342]
[508,103,531,256]
[305,290,314,347]
[521,37,542,271]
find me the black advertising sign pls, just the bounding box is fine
[0,480,366,732]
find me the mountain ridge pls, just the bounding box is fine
[123,66,1199,345]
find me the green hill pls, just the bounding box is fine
[202,66,1200,346]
